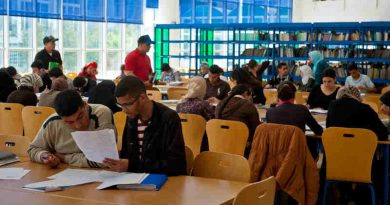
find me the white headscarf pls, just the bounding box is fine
[299,65,314,85]
[179,76,206,103]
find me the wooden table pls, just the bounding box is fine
[1,161,248,205]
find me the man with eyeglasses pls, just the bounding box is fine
[28,90,117,168]
[103,76,186,176]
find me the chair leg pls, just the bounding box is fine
[367,184,376,205]
[322,181,330,205]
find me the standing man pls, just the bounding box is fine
[124,35,153,87]
[34,36,63,70]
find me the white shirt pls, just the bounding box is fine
[345,74,375,88]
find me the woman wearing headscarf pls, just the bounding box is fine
[309,51,330,85]
[88,80,121,114]
[327,86,387,205]
[79,61,98,80]
[327,86,387,140]
[38,78,69,108]
[0,71,17,102]
[298,65,315,92]
[176,76,214,120]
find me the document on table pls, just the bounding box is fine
[309,109,328,114]
[97,173,148,190]
[71,129,119,163]
[0,168,30,180]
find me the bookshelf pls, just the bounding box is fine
[154,22,390,84]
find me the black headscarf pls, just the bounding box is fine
[380,91,390,107]
[88,80,121,114]
[0,71,17,102]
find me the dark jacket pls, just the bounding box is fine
[298,78,315,92]
[267,74,294,88]
[0,71,17,102]
[204,78,231,100]
[34,49,62,70]
[266,103,323,136]
[120,101,187,176]
[307,85,339,110]
[327,97,388,141]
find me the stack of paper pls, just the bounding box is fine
[0,168,30,180]
[0,151,20,166]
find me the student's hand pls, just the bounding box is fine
[54,153,65,162]
[357,86,366,91]
[103,158,129,172]
[207,97,220,106]
[40,153,60,168]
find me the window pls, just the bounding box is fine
[63,20,82,49]
[63,51,82,72]
[86,22,103,49]
[106,51,122,77]
[125,24,141,51]
[86,51,102,75]
[9,17,32,48]
[107,23,122,49]
[36,18,59,48]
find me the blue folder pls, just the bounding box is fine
[116,174,167,191]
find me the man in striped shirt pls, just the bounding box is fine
[103,76,186,176]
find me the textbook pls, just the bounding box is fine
[0,151,19,167]
[116,174,168,191]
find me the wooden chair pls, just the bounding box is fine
[114,111,127,150]
[321,127,378,205]
[264,89,278,105]
[179,113,206,157]
[22,106,56,141]
[167,87,188,100]
[363,101,379,113]
[362,94,381,111]
[0,135,30,157]
[381,85,390,95]
[206,119,249,156]
[233,176,276,205]
[65,72,78,80]
[191,151,251,182]
[185,146,194,175]
[295,92,309,105]
[146,90,162,101]
[0,103,24,136]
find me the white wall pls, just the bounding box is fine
[293,0,390,22]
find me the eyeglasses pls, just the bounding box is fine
[116,96,140,109]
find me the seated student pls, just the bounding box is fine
[204,65,231,101]
[199,61,209,78]
[345,63,376,93]
[38,78,69,108]
[327,86,387,140]
[28,90,117,168]
[7,86,38,106]
[159,63,181,82]
[78,61,98,80]
[264,62,293,89]
[230,68,266,105]
[30,60,52,92]
[73,76,97,97]
[298,65,315,92]
[19,70,44,93]
[88,80,121,114]
[176,76,214,120]
[307,69,339,110]
[215,84,260,157]
[326,86,387,204]
[266,81,323,136]
[0,70,17,102]
[309,50,329,85]
[380,91,390,133]
[103,76,186,175]
[115,64,126,80]
[5,66,22,87]
[49,67,74,89]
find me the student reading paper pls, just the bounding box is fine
[103,76,186,176]
[28,90,117,168]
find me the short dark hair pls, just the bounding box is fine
[322,68,336,79]
[6,66,17,77]
[277,62,288,69]
[161,63,172,72]
[347,63,358,71]
[31,60,44,69]
[209,65,223,74]
[49,67,64,78]
[7,89,38,106]
[277,81,296,101]
[247,59,258,69]
[54,90,84,117]
[73,76,87,88]
[115,75,146,98]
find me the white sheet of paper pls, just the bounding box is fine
[309,109,328,114]
[71,129,119,163]
[0,168,30,180]
[24,177,95,189]
[48,169,100,180]
[96,173,147,190]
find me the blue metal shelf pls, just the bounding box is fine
[316,41,363,45]
[324,58,360,62]
[360,58,390,63]
[274,41,312,45]
[362,41,390,46]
